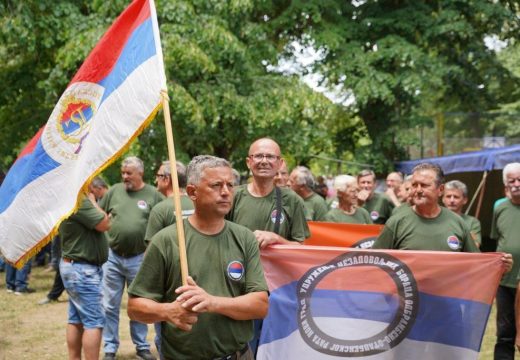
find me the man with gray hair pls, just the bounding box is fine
[385,171,404,207]
[288,166,328,221]
[89,176,109,201]
[442,180,481,247]
[325,175,372,224]
[145,160,194,245]
[100,156,164,360]
[357,169,395,224]
[492,162,520,359]
[127,155,268,359]
[373,163,511,264]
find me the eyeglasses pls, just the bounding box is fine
[249,153,280,162]
[155,173,169,179]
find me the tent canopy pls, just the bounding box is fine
[395,144,520,175]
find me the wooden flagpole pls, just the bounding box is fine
[161,90,189,286]
[473,171,488,219]
[465,171,488,218]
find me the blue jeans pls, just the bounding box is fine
[60,260,104,329]
[5,261,31,291]
[102,249,149,353]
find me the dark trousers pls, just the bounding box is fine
[47,266,65,300]
[494,285,516,360]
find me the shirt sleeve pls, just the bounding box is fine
[244,233,269,294]
[128,239,170,302]
[490,207,500,240]
[314,200,329,221]
[289,196,311,242]
[372,223,396,249]
[72,199,105,230]
[469,218,482,246]
[145,205,168,246]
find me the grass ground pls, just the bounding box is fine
[0,265,158,359]
[0,265,501,359]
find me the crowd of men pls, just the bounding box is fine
[2,137,519,360]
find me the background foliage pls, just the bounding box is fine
[1,0,519,183]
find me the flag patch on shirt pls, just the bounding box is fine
[227,261,244,281]
[447,235,461,250]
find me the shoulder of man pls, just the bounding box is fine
[387,204,415,224]
[99,183,123,208]
[280,186,303,202]
[150,223,179,247]
[495,199,512,214]
[225,220,257,241]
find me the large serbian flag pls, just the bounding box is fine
[305,221,383,248]
[0,0,166,267]
[258,245,504,360]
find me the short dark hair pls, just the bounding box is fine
[412,163,444,186]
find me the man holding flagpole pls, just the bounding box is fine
[127,155,268,359]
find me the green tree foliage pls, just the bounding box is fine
[263,0,520,170]
[0,0,353,183]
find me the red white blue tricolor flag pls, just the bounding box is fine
[0,0,166,266]
[258,246,504,360]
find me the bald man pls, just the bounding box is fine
[227,138,309,248]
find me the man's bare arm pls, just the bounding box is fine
[253,230,301,249]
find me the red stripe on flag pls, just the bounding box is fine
[16,126,45,162]
[305,221,383,247]
[70,0,151,84]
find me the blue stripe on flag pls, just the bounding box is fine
[0,140,60,213]
[260,281,490,352]
[98,18,156,103]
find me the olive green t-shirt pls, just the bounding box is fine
[304,192,329,221]
[491,200,520,288]
[100,183,164,257]
[324,207,373,225]
[363,192,395,225]
[128,220,268,359]
[373,206,479,253]
[327,196,339,210]
[59,198,108,265]
[226,185,310,242]
[144,195,194,245]
[391,203,411,217]
[461,214,481,246]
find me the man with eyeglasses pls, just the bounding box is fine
[227,138,310,249]
[227,138,309,354]
[145,161,194,245]
[145,160,195,358]
[99,156,164,360]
